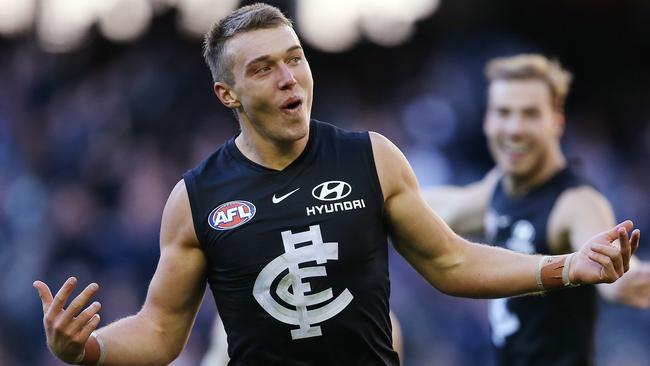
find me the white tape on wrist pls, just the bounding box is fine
[73,348,86,365]
[562,252,577,287]
[91,331,106,366]
[536,256,546,291]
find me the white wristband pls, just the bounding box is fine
[91,331,106,366]
[535,256,546,291]
[73,348,86,365]
[562,252,578,287]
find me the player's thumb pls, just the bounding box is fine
[33,280,52,312]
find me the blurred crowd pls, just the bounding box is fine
[1,1,649,365]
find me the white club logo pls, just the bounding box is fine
[312,181,351,201]
[253,225,354,340]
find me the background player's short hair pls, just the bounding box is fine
[485,54,573,111]
[203,3,294,85]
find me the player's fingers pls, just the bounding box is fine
[591,244,624,277]
[603,220,634,242]
[50,277,78,314]
[33,281,54,314]
[618,228,632,273]
[587,251,617,282]
[630,229,640,255]
[72,302,101,333]
[64,283,99,319]
[75,314,101,345]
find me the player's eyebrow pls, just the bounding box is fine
[245,45,303,69]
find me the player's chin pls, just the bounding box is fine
[286,114,309,132]
[279,121,309,141]
[499,159,533,177]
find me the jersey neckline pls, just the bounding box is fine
[225,120,318,174]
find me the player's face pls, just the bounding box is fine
[484,79,564,178]
[223,25,313,143]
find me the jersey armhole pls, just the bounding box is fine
[363,131,386,215]
[182,171,208,250]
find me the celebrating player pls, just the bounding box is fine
[34,5,640,366]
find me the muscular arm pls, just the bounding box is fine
[373,132,542,297]
[370,132,639,298]
[421,169,500,236]
[551,186,650,308]
[97,180,207,365]
[35,180,207,365]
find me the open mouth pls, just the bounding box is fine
[281,97,303,112]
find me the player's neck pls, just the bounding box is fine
[235,125,309,171]
[503,151,567,197]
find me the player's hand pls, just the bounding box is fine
[33,277,102,364]
[570,220,640,285]
[605,260,650,308]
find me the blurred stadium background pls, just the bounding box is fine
[1,0,649,365]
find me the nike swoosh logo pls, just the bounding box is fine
[272,188,300,204]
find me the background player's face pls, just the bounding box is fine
[484,79,564,179]
[223,25,313,143]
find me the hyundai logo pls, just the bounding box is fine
[312,181,352,201]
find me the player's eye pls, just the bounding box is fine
[496,108,510,117]
[255,66,271,74]
[523,109,541,118]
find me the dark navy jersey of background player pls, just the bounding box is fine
[183,120,399,366]
[485,166,598,366]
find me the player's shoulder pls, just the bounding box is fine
[169,179,190,201]
[164,179,193,222]
[558,185,609,210]
[161,179,199,248]
[552,184,612,225]
[368,131,399,155]
[368,131,408,174]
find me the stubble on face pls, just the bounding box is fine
[226,26,314,145]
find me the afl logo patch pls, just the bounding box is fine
[208,201,256,231]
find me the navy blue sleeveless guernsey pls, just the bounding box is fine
[183,120,399,366]
[485,166,598,366]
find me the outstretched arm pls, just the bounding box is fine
[370,132,640,298]
[34,179,207,365]
[551,186,650,308]
[421,168,500,236]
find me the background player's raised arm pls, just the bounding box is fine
[421,169,500,236]
[550,185,650,307]
[370,131,639,298]
[34,180,207,365]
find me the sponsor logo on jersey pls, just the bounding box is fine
[306,180,365,216]
[272,188,300,204]
[208,200,256,231]
[312,181,351,201]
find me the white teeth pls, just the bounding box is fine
[502,141,528,153]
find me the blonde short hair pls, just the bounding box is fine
[485,54,573,111]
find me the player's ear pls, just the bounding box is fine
[214,82,241,109]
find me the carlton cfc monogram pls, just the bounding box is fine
[253,225,354,340]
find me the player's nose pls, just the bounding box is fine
[502,115,526,135]
[277,64,297,90]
